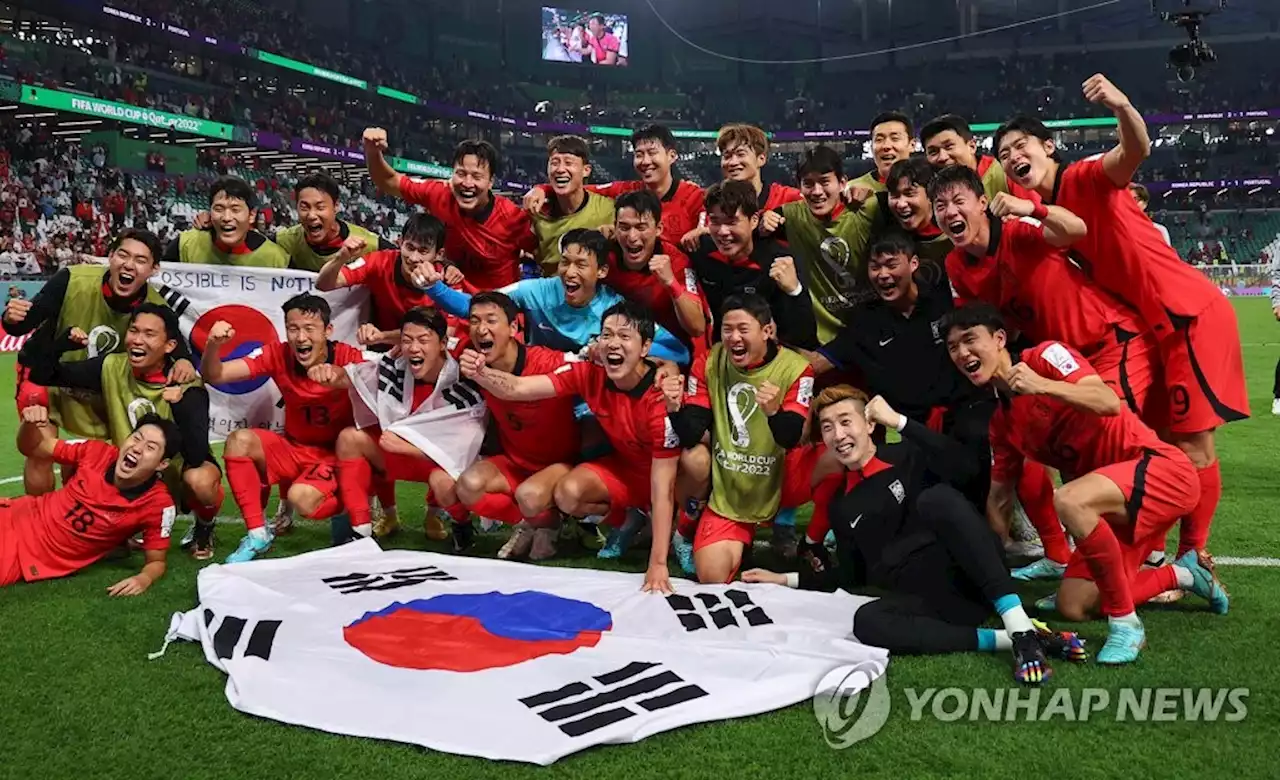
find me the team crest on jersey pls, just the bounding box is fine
[796,377,814,408]
[86,325,121,358]
[663,416,680,449]
[889,479,905,504]
[127,397,159,428]
[930,318,943,343]
[1041,343,1080,377]
[160,506,176,539]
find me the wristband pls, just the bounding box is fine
[666,276,689,300]
[895,413,908,433]
[784,572,800,589]
[1031,203,1049,221]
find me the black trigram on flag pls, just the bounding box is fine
[203,609,281,661]
[156,284,194,319]
[665,589,773,631]
[519,661,708,738]
[377,356,405,403]
[322,565,456,594]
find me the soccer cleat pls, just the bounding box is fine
[452,521,475,553]
[190,521,216,562]
[1031,619,1089,663]
[823,529,837,553]
[372,511,401,539]
[1011,557,1068,582]
[1097,617,1146,665]
[1034,592,1059,613]
[424,510,449,542]
[530,526,560,561]
[1272,398,1280,416]
[1004,538,1045,561]
[1010,630,1053,685]
[269,504,294,536]
[1175,549,1230,615]
[478,517,504,533]
[771,521,799,560]
[225,531,273,564]
[671,532,695,576]
[498,522,535,560]
[598,509,646,560]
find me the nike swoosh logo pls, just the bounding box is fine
[850,513,863,530]
[537,323,554,331]
[878,338,894,347]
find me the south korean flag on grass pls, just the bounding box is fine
[160,540,888,765]
[344,351,486,477]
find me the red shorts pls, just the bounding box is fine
[1087,325,1157,418]
[0,506,23,586]
[13,362,48,413]
[692,506,759,553]
[581,453,662,526]
[1146,296,1249,434]
[781,444,824,509]
[255,429,339,497]
[381,449,446,484]
[487,454,554,493]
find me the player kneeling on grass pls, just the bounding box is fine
[460,301,678,593]
[662,293,822,583]
[945,304,1229,665]
[744,387,1080,685]
[3,414,180,595]
[203,294,364,564]
[19,303,224,560]
[453,292,582,561]
[309,306,487,549]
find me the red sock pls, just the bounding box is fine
[375,477,397,511]
[1018,461,1072,564]
[466,492,524,525]
[1076,522,1135,617]
[1131,565,1179,604]
[306,492,342,521]
[337,458,374,527]
[441,502,469,523]
[225,457,267,531]
[677,507,701,540]
[191,484,225,523]
[1179,462,1220,556]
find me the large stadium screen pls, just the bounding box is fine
[541,7,629,66]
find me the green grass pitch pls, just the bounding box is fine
[1,298,1277,779]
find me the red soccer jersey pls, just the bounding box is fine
[592,178,706,244]
[989,342,1169,483]
[398,179,535,290]
[606,240,711,355]
[1049,156,1219,339]
[340,248,473,333]
[762,181,803,212]
[11,440,175,581]
[549,361,681,476]
[683,348,815,419]
[243,340,364,446]
[481,344,582,473]
[946,217,1142,350]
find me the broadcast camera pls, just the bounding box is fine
[1153,1,1226,82]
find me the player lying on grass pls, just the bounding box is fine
[309,306,487,550]
[3,413,180,595]
[743,386,1081,685]
[460,301,679,593]
[944,303,1229,665]
[202,293,364,564]
[452,292,583,562]
[2,228,196,495]
[19,303,224,560]
[663,294,824,582]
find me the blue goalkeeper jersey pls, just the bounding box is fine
[426,277,690,364]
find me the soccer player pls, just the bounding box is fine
[529,136,617,273]
[3,414,180,594]
[945,304,1228,664]
[688,180,818,350]
[453,292,583,560]
[995,73,1249,559]
[164,177,290,267]
[664,294,816,583]
[3,228,195,495]
[841,111,915,206]
[881,158,951,268]
[364,130,535,290]
[416,228,690,363]
[459,301,678,594]
[274,172,393,272]
[1128,183,1172,246]
[523,125,705,245]
[932,164,1157,417]
[919,114,1011,198]
[742,386,1075,685]
[762,145,878,344]
[316,212,470,348]
[310,307,486,547]
[19,304,223,560]
[201,293,364,563]
[605,190,710,358]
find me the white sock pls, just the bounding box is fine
[352,523,373,538]
[998,604,1036,636]
[993,631,1013,651]
[1172,564,1195,589]
[1146,549,1166,566]
[249,526,270,542]
[1110,611,1142,628]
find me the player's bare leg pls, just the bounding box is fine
[17,417,59,495]
[335,427,388,538]
[1169,428,1218,557]
[550,466,616,563]
[1052,473,1144,664]
[695,539,745,585]
[672,443,711,574]
[457,460,523,527]
[182,462,224,561]
[424,467,471,549]
[492,464,569,560]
